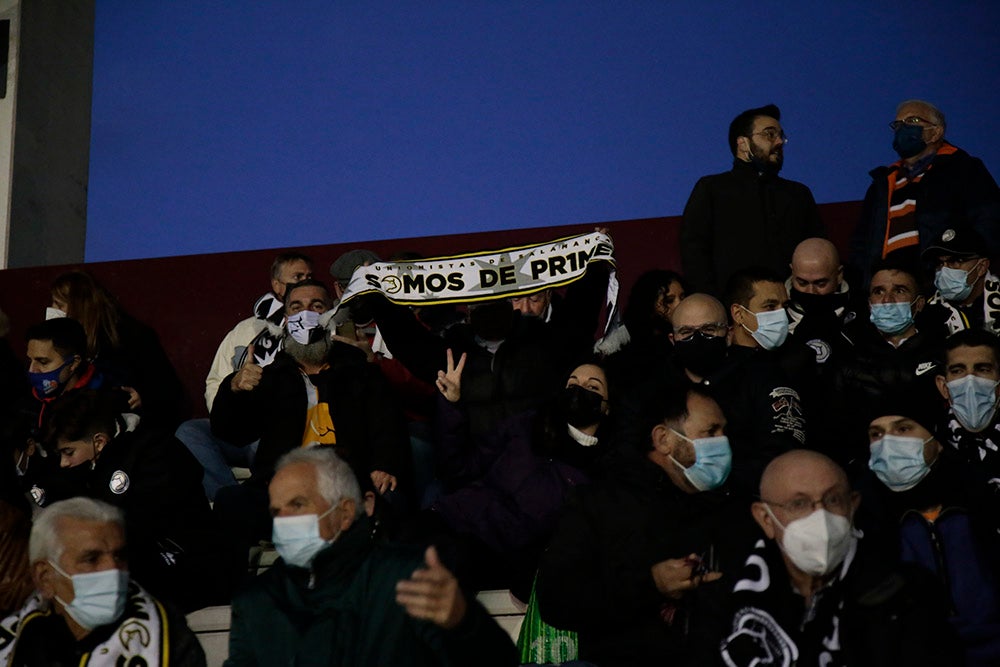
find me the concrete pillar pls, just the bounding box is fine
[0,0,94,269]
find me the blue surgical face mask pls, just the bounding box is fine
[869,300,916,335]
[934,264,979,302]
[28,358,75,397]
[869,433,935,492]
[272,505,337,568]
[670,431,732,491]
[740,306,789,350]
[49,561,129,630]
[286,310,322,345]
[947,374,1000,432]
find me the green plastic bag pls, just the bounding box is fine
[516,578,579,664]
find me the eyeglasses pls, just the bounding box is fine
[762,491,852,520]
[674,323,728,339]
[752,128,787,142]
[889,116,938,131]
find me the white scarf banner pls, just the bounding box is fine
[337,231,616,308]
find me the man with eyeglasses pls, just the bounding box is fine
[719,449,961,667]
[681,103,824,297]
[850,99,1000,289]
[921,226,1000,336]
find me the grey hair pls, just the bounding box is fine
[896,99,946,132]
[275,447,364,517]
[29,497,125,564]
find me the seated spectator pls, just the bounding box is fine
[725,267,791,352]
[830,258,946,467]
[0,495,31,618]
[42,389,228,611]
[859,401,1000,666]
[176,250,313,500]
[720,449,961,667]
[422,355,613,596]
[1,319,119,508]
[922,225,1000,335]
[599,269,686,388]
[210,278,410,580]
[536,382,756,666]
[785,238,861,368]
[363,293,566,443]
[49,271,186,430]
[224,447,517,666]
[935,328,1000,479]
[631,293,805,495]
[0,497,205,666]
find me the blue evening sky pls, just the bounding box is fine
[85,1,1000,261]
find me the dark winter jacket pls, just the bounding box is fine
[536,448,757,667]
[211,344,410,486]
[224,516,517,667]
[680,159,824,296]
[430,398,599,554]
[849,144,1000,287]
[49,420,227,611]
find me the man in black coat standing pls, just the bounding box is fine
[681,103,824,297]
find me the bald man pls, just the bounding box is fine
[784,238,863,456]
[850,99,1000,289]
[663,293,804,494]
[719,450,960,667]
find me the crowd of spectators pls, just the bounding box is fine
[1,98,999,666]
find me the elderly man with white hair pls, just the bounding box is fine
[224,446,516,666]
[0,496,205,666]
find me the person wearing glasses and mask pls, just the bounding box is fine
[720,449,961,667]
[656,293,805,496]
[921,226,1000,335]
[681,103,824,297]
[850,99,1000,289]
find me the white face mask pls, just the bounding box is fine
[765,507,853,577]
[46,306,67,320]
[286,310,322,345]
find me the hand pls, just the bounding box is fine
[230,343,263,392]
[331,333,375,363]
[435,348,466,403]
[594,226,610,236]
[120,386,142,410]
[395,546,467,629]
[650,554,723,599]
[370,470,397,494]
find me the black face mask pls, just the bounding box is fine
[469,301,514,342]
[673,331,728,377]
[893,124,926,160]
[791,289,837,313]
[54,459,95,497]
[559,385,606,429]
